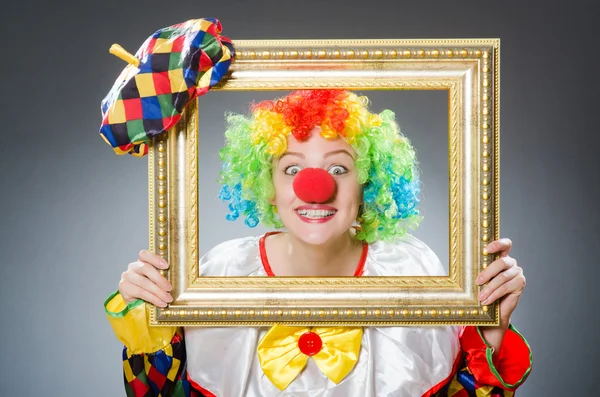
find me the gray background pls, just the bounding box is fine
[1,0,597,396]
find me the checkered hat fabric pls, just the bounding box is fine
[100,18,235,156]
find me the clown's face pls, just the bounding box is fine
[271,128,362,246]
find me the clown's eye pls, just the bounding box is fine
[284,165,302,176]
[328,165,348,176]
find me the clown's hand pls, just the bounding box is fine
[118,250,173,307]
[476,238,526,326]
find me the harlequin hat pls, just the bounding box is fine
[99,18,235,156]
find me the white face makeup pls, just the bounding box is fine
[271,128,362,246]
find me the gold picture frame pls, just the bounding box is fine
[149,39,500,326]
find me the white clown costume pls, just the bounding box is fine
[105,233,532,397]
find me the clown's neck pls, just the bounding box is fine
[265,230,363,277]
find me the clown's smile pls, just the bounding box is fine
[295,205,337,223]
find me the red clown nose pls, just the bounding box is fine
[293,168,336,203]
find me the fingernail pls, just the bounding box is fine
[478,291,486,300]
[158,301,167,308]
[475,276,482,285]
[160,259,168,268]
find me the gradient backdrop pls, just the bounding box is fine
[1,1,598,396]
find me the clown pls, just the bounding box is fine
[106,90,531,397]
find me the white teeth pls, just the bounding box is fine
[296,209,336,218]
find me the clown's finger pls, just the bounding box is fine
[478,265,521,303]
[476,256,517,285]
[122,270,173,304]
[480,270,526,306]
[119,279,170,308]
[138,249,169,269]
[486,238,512,257]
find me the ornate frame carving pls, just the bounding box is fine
[149,39,500,326]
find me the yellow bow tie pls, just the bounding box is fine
[257,324,363,390]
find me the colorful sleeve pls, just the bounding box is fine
[426,325,533,397]
[122,332,206,397]
[105,291,206,396]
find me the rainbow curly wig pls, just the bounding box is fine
[218,90,421,243]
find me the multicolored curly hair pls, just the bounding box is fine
[218,90,421,243]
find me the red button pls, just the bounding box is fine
[298,331,323,356]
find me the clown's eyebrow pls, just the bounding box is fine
[323,149,355,160]
[280,151,304,159]
[280,149,355,160]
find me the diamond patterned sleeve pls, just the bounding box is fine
[122,332,206,397]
